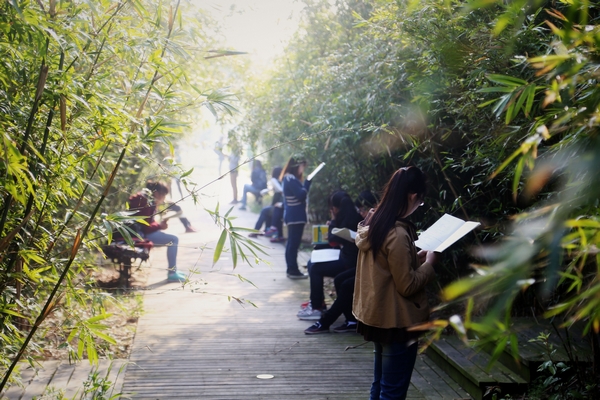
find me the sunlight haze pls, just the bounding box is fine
[190,0,304,68]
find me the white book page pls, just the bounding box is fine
[331,228,357,242]
[434,221,480,252]
[310,249,340,263]
[414,214,479,252]
[306,162,326,181]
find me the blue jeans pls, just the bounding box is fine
[370,341,418,400]
[241,184,261,206]
[145,230,179,271]
[272,206,283,236]
[285,223,304,273]
[254,206,273,230]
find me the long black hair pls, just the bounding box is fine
[366,166,427,258]
[271,166,283,179]
[330,190,362,230]
[280,157,306,180]
[146,180,169,196]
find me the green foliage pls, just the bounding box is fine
[241,0,600,386]
[0,0,243,391]
[206,203,267,269]
[524,332,599,400]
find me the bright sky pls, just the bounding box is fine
[190,0,304,67]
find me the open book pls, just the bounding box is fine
[306,162,326,181]
[331,227,357,242]
[310,248,340,263]
[414,214,480,252]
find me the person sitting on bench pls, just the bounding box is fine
[128,181,186,282]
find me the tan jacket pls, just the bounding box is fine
[353,219,435,329]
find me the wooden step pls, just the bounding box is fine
[426,336,527,400]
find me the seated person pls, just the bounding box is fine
[296,191,363,320]
[128,181,186,282]
[159,201,197,233]
[239,160,267,210]
[304,190,379,334]
[355,190,379,219]
[249,167,283,238]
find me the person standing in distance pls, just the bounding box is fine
[353,166,439,399]
[281,157,311,279]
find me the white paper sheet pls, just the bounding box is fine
[310,248,340,263]
[414,214,480,252]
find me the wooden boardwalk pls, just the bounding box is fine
[120,208,470,399]
[2,199,471,399]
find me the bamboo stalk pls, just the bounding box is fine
[0,49,49,234]
[0,1,186,391]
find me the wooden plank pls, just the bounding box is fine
[98,359,128,398]
[20,361,60,400]
[11,205,481,399]
[63,362,93,399]
[2,364,36,400]
[44,362,75,397]
[447,337,526,384]
[420,356,472,399]
[416,355,472,399]
[431,338,498,385]
[426,344,483,400]
[410,365,446,399]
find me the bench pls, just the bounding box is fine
[101,239,153,287]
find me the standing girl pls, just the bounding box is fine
[353,166,438,399]
[281,157,310,279]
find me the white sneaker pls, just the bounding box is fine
[296,306,322,320]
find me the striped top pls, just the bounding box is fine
[282,173,312,224]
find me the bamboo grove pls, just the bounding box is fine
[241,0,600,392]
[0,0,240,389]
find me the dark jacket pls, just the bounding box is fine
[128,191,162,235]
[251,168,267,190]
[327,202,362,268]
[282,173,311,224]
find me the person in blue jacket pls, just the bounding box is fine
[239,160,268,210]
[281,157,311,279]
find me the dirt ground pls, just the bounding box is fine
[38,257,148,362]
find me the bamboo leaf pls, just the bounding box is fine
[89,329,117,345]
[491,146,523,179]
[213,229,227,266]
[230,233,238,268]
[524,84,536,117]
[478,87,516,93]
[513,157,525,201]
[488,336,508,369]
[486,74,528,87]
[87,339,98,364]
[87,313,112,323]
[0,308,26,318]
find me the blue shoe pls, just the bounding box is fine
[167,271,186,282]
